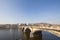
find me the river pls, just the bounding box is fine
[0,29,60,40]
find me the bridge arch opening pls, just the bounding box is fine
[25,28,31,32]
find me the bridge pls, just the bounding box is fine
[18,25,60,37]
[19,25,60,32]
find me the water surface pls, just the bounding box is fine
[0,29,60,40]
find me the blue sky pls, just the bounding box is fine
[0,0,60,24]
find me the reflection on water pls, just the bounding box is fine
[30,31,42,40]
[23,30,60,40]
[23,31,42,40]
[0,29,60,40]
[42,31,60,40]
[0,29,21,40]
[23,28,31,40]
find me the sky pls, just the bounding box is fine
[0,0,60,24]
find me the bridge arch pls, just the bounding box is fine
[22,26,33,32]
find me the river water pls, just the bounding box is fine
[0,29,60,40]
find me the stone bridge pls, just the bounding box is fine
[18,25,60,37]
[19,25,60,33]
